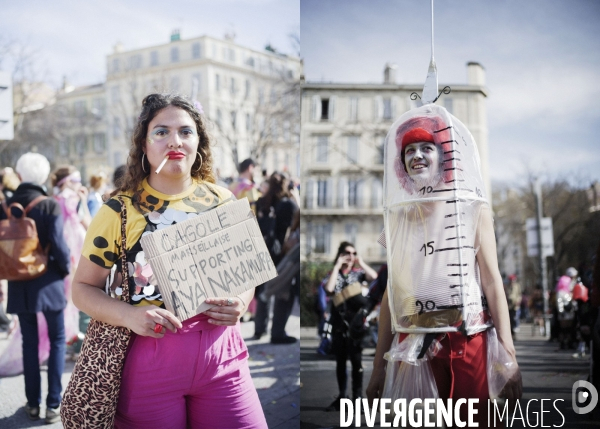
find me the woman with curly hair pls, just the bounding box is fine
[71,94,267,428]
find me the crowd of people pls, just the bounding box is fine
[0,93,300,427]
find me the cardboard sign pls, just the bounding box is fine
[140,199,277,320]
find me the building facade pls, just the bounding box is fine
[55,83,109,180]
[300,63,489,265]
[104,32,301,180]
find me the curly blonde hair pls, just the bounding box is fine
[118,93,215,193]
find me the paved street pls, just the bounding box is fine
[300,323,600,429]
[0,301,300,428]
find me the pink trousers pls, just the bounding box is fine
[115,315,267,429]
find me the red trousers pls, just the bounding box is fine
[429,331,502,428]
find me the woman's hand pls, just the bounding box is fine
[77,186,89,201]
[127,305,182,338]
[366,365,387,407]
[204,297,245,326]
[500,366,523,402]
[335,254,350,270]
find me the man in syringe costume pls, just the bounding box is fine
[367,103,522,424]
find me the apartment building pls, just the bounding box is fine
[300,63,489,265]
[55,83,109,179]
[105,31,301,179]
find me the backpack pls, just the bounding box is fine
[0,195,49,281]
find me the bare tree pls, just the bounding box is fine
[0,38,60,168]
[493,173,599,292]
[209,66,300,174]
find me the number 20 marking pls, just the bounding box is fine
[420,241,435,256]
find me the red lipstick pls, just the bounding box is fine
[167,151,185,159]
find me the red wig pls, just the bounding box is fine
[393,115,456,191]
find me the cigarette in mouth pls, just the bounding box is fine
[155,156,168,174]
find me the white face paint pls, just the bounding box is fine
[404,142,439,181]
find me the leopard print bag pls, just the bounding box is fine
[61,197,131,428]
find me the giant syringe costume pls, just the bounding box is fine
[380,0,517,401]
[383,104,491,336]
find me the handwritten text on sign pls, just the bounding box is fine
[141,199,277,320]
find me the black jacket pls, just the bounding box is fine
[2,183,71,313]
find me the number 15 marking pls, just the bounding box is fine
[420,241,435,256]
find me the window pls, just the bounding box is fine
[228,48,235,62]
[245,79,251,97]
[112,58,120,73]
[383,97,392,120]
[270,121,278,140]
[130,54,142,69]
[345,223,357,245]
[75,135,86,155]
[230,77,236,94]
[320,98,329,120]
[317,180,328,207]
[246,56,255,68]
[192,43,201,59]
[348,97,358,121]
[191,73,201,98]
[316,135,328,162]
[215,74,220,91]
[347,136,359,164]
[313,224,332,254]
[112,117,121,138]
[371,178,382,208]
[74,100,86,117]
[348,179,359,207]
[150,51,159,66]
[91,98,105,117]
[128,81,137,98]
[171,47,179,62]
[93,133,106,153]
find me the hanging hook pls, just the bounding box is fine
[432,86,451,103]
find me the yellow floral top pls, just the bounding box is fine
[82,178,235,307]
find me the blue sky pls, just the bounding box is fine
[301,0,600,186]
[1,0,299,86]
